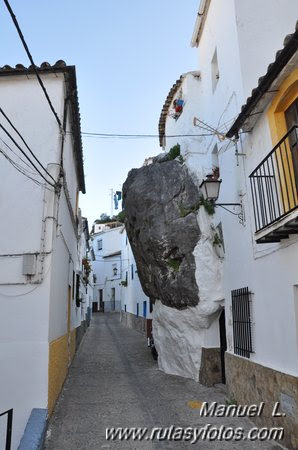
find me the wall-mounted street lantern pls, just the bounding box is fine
[200,176,222,201]
[113,267,118,276]
[200,176,243,222]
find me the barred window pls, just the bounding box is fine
[231,287,253,358]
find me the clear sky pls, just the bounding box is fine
[0,0,199,224]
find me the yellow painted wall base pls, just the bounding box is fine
[48,328,76,415]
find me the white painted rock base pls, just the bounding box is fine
[152,208,224,382]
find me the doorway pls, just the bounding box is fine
[111,288,115,311]
[99,289,104,312]
[285,98,298,190]
[219,309,227,384]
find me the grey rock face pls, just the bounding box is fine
[123,160,201,309]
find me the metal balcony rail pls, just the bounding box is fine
[249,126,298,232]
[0,408,13,450]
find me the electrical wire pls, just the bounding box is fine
[0,146,53,191]
[65,131,214,139]
[0,146,51,189]
[0,121,56,188]
[3,0,62,129]
[0,137,37,174]
[0,106,57,183]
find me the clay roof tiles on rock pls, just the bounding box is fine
[158,74,185,147]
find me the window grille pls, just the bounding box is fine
[231,287,253,358]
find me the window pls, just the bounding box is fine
[112,263,118,277]
[75,274,81,307]
[216,222,225,252]
[231,287,253,358]
[97,239,103,251]
[143,301,147,318]
[285,98,298,190]
[131,264,134,280]
[211,48,219,92]
[149,299,153,313]
[111,288,115,311]
[212,144,220,178]
[72,270,75,299]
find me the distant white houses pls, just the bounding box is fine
[90,222,123,312]
[90,220,151,335]
[0,61,89,449]
[120,227,152,336]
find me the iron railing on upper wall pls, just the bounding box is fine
[249,126,298,233]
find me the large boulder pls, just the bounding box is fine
[123,159,201,309]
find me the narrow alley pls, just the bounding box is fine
[44,314,277,450]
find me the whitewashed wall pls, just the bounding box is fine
[0,72,84,449]
[158,0,298,380]
[189,0,298,377]
[120,229,151,319]
[91,225,123,312]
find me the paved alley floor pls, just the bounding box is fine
[44,314,282,450]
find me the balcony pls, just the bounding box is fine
[249,126,298,243]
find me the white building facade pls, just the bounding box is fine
[0,61,88,449]
[90,221,151,335]
[120,227,152,336]
[158,1,298,447]
[91,222,123,313]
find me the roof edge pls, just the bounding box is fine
[190,0,211,48]
[158,71,200,147]
[226,25,298,138]
[0,60,86,193]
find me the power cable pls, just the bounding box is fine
[0,137,36,174]
[0,121,56,188]
[3,0,62,130]
[65,131,214,139]
[0,106,57,183]
[0,146,53,191]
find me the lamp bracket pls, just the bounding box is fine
[215,203,245,225]
[215,203,241,207]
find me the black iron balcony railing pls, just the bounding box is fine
[0,408,13,450]
[249,126,298,234]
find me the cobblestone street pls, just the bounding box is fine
[44,314,281,450]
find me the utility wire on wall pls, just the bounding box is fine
[0,107,57,184]
[65,131,215,139]
[0,146,54,190]
[0,121,56,188]
[3,0,63,130]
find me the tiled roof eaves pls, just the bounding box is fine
[158,75,185,147]
[226,22,298,138]
[0,60,86,193]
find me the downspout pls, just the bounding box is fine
[38,93,69,282]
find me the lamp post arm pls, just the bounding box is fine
[215,203,242,207]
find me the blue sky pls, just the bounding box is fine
[0,0,199,224]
